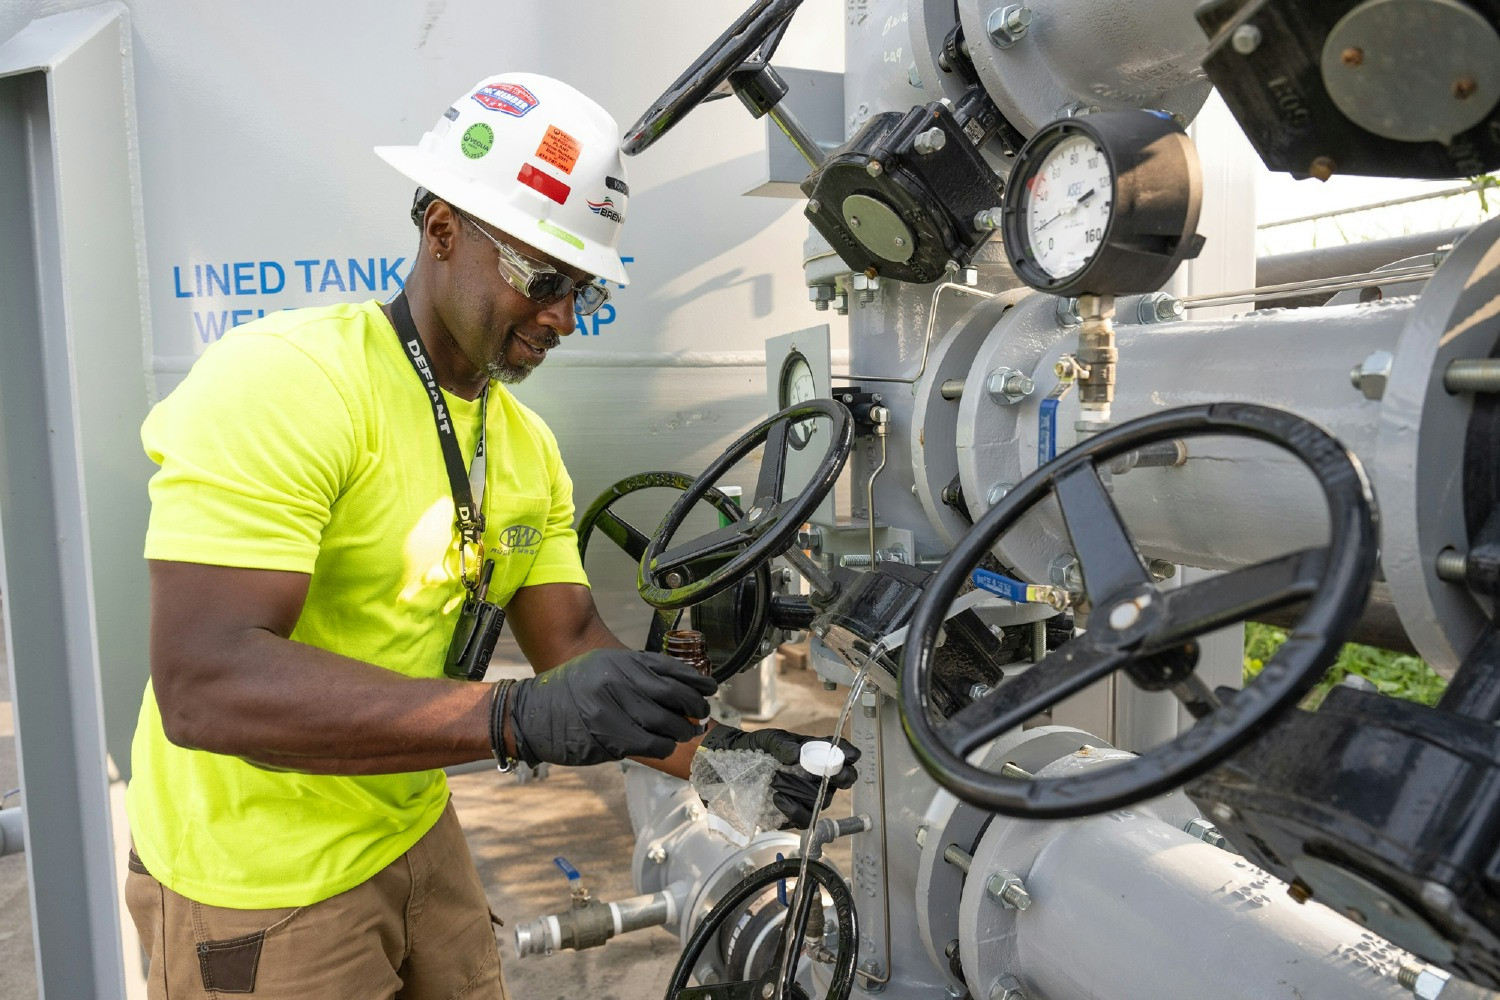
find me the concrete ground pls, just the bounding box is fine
[0,594,848,1000]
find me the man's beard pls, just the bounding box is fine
[485,356,531,384]
[485,330,559,384]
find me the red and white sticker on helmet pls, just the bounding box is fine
[472,82,538,117]
[517,164,571,205]
[535,125,581,175]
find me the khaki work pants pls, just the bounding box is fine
[125,801,510,999]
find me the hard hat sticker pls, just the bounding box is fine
[472,81,539,117]
[605,176,629,196]
[537,219,584,251]
[461,123,494,160]
[517,164,571,205]
[535,125,581,174]
[586,196,623,224]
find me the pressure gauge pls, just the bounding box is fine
[778,351,818,449]
[1001,110,1205,297]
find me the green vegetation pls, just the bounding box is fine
[1243,622,1448,708]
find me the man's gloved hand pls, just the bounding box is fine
[699,724,861,829]
[509,649,716,767]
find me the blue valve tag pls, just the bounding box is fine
[553,856,581,882]
[972,568,1031,603]
[1037,379,1074,467]
[775,852,789,907]
[1038,397,1058,466]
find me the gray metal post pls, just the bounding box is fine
[0,5,153,997]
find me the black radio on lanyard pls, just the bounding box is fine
[389,293,506,681]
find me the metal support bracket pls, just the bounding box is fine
[0,4,154,996]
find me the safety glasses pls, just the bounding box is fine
[457,210,611,317]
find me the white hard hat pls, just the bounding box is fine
[376,73,630,286]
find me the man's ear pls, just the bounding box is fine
[423,199,460,260]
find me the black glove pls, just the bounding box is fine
[700,725,861,829]
[509,649,716,767]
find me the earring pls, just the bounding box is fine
[434,251,445,260]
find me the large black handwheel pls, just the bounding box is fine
[900,403,1378,819]
[578,471,771,682]
[640,400,853,611]
[621,0,804,155]
[664,857,858,1000]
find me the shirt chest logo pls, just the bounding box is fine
[495,524,542,557]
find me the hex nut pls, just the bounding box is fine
[987,4,1034,47]
[991,976,1027,1000]
[986,367,1035,404]
[1050,555,1083,592]
[986,482,1014,508]
[1137,292,1185,324]
[1183,817,1228,850]
[1351,349,1393,401]
[914,126,947,155]
[986,870,1032,909]
[1414,967,1450,999]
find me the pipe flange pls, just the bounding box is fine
[954,292,1073,579]
[913,725,1102,993]
[953,0,1211,136]
[911,289,1031,546]
[1376,217,1500,675]
[956,743,1200,991]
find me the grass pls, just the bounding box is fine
[1243,622,1449,708]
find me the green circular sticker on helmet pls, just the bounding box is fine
[461,123,494,160]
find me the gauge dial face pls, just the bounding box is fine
[779,352,817,450]
[1023,134,1114,280]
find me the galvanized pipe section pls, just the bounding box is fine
[513,889,678,958]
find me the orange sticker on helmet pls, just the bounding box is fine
[535,125,581,175]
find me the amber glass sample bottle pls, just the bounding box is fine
[664,629,714,677]
[665,630,713,734]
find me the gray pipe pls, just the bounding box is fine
[1256,228,1471,309]
[983,811,1417,999]
[0,807,23,856]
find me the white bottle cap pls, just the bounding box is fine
[799,740,846,777]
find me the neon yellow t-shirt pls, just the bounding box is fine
[126,299,588,908]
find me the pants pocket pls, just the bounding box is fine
[197,932,266,994]
[189,899,303,995]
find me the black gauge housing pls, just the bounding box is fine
[1001,111,1206,297]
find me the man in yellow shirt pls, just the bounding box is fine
[123,73,856,998]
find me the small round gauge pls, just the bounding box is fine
[1024,134,1114,281]
[778,350,818,450]
[1001,110,1204,297]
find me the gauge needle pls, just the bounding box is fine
[1036,188,1098,232]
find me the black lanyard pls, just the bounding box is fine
[388,293,488,586]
